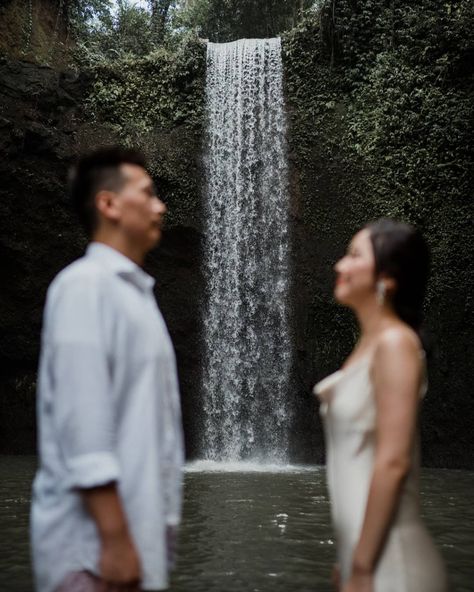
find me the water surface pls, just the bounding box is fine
[1,457,472,591]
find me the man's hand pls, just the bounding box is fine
[100,530,141,586]
[342,572,373,592]
[331,563,341,591]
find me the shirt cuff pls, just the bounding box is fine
[166,515,181,527]
[64,452,120,490]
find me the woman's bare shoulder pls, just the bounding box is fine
[371,324,425,406]
[374,323,422,362]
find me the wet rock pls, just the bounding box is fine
[0,57,204,456]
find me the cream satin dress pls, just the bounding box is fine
[314,353,448,592]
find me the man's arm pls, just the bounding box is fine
[81,484,140,585]
[48,275,141,584]
[161,359,185,570]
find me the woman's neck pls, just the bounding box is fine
[354,300,399,343]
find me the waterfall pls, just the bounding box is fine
[201,38,291,463]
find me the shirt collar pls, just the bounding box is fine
[86,242,155,292]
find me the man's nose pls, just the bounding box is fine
[154,197,167,214]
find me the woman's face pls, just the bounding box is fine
[334,229,377,308]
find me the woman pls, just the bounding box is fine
[314,219,448,592]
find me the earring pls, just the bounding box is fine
[376,281,386,306]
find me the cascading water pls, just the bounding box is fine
[201,38,292,463]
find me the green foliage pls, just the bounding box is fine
[339,1,474,295]
[284,0,474,465]
[76,3,207,228]
[284,0,473,278]
[67,0,112,22]
[72,1,163,62]
[68,0,320,63]
[176,0,317,42]
[84,34,206,133]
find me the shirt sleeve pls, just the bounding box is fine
[162,355,185,527]
[47,273,120,490]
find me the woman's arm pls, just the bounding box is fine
[347,328,422,588]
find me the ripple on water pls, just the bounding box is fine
[0,457,473,592]
[185,460,320,473]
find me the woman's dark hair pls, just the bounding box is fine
[68,146,148,236]
[365,218,430,332]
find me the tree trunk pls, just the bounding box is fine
[149,0,173,43]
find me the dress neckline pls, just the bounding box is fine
[313,347,426,400]
[340,350,373,374]
[313,352,373,398]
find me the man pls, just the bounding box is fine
[31,147,184,592]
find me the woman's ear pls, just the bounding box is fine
[384,276,397,297]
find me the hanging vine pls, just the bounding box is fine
[49,0,66,60]
[22,0,33,54]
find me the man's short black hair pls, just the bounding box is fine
[69,146,148,236]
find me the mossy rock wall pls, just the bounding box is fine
[283,1,474,467]
[0,40,207,455]
[0,0,72,67]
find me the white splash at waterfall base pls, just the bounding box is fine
[201,38,292,463]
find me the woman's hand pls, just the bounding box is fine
[341,571,373,592]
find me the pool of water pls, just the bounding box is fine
[1,457,473,591]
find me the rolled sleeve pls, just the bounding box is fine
[64,452,120,490]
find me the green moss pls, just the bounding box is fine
[82,35,207,228]
[85,36,206,132]
[283,0,474,467]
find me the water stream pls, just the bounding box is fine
[201,38,291,462]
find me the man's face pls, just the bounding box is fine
[113,163,167,253]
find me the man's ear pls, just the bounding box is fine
[95,190,120,223]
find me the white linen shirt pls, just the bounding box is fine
[31,242,184,592]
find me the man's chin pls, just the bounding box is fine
[148,229,163,249]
